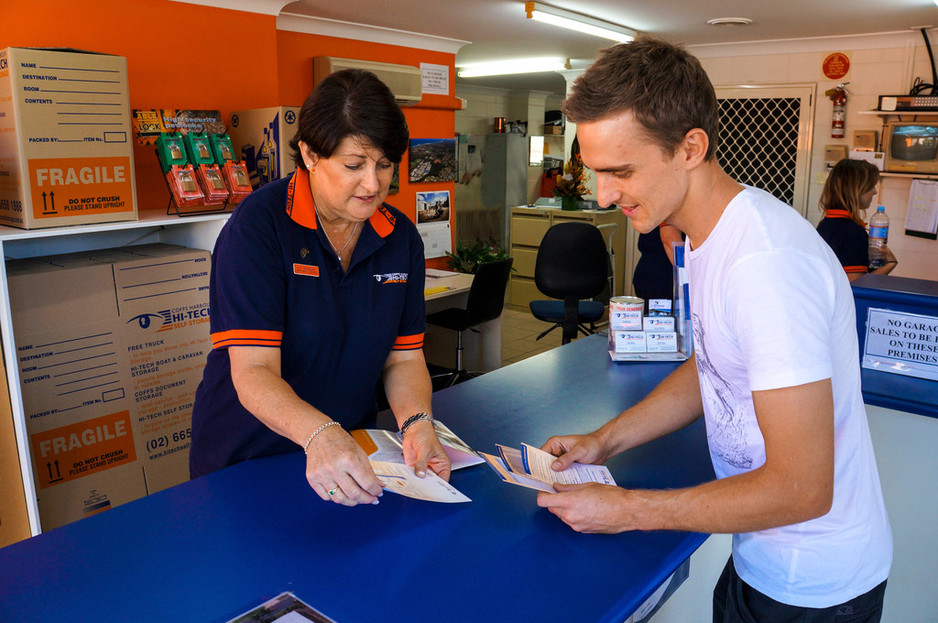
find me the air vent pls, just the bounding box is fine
[313,56,423,105]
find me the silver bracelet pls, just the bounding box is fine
[399,412,433,436]
[303,421,341,454]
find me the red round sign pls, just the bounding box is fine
[823,53,850,80]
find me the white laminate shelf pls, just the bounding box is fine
[880,172,938,180]
[0,210,230,537]
[858,110,938,117]
[0,211,230,242]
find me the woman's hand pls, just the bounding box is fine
[401,419,452,482]
[304,425,384,506]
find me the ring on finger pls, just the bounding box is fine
[328,487,337,496]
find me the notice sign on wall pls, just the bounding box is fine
[862,308,938,381]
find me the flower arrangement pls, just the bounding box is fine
[552,153,590,199]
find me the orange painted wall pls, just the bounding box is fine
[3,1,458,268]
[1,0,279,213]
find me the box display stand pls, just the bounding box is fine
[159,151,236,218]
[164,181,234,217]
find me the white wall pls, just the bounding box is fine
[455,85,564,206]
[693,30,938,281]
[456,32,938,280]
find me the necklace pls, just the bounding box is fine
[324,221,360,261]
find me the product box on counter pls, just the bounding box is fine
[7,244,210,530]
[228,107,299,189]
[0,348,31,547]
[0,47,137,229]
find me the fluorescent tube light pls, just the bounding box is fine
[457,57,570,78]
[525,1,636,43]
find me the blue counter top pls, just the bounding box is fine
[0,336,714,623]
[852,274,938,419]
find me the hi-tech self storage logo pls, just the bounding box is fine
[128,303,210,333]
[28,156,134,219]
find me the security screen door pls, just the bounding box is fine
[622,85,815,295]
[715,85,815,216]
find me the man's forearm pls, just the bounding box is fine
[598,355,704,457]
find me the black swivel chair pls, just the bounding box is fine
[426,257,513,387]
[529,222,609,345]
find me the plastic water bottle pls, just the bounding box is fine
[868,206,889,270]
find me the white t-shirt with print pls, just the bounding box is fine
[686,186,891,608]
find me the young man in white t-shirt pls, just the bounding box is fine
[536,37,891,621]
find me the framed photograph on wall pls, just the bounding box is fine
[409,138,456,183]
[416,191,450,224]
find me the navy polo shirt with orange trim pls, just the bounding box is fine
[816,209,869,276]
[189,171,426,477]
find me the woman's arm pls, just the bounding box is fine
[228,345,383,505]
[382,349,451,481]
[870,245,897,276]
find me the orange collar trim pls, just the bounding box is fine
[824,209,866,227]
[285,171,395,239]
[285,171,317,230]
[370,205,395,239]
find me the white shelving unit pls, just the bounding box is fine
[0,211,229,535]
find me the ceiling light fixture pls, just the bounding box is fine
[457,57,570,78]
[707,17,753,27]
[525,2,636,43]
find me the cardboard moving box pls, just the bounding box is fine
[8,244,210,530]
[0,47,138,229]
[228,107,299,189]
[0,347,31,548]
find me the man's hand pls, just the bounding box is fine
[537,483,639,533]
[540,431,609,471]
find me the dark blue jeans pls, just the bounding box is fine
[713,556,886,623]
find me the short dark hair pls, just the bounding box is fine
[289,69,409,167]
[563,36,719,161]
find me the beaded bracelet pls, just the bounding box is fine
[399,412,433,436]
[303,421,341,454]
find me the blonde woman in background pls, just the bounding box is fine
[817,159,897,282]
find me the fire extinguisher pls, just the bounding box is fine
[826,83,849,139]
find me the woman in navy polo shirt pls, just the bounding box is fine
[817,159,897,282]
[190,70,450,505]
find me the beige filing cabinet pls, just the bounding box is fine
[508,206,629,312]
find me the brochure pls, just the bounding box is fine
[351,420,484,471]
[371,460,470,503]
[350,420,481,503]
[481,443,616,493]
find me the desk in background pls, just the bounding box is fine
[424,269,501,374]
[0,335,713,623]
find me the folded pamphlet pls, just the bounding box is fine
[481,443,616,493]
[351,420,481,503]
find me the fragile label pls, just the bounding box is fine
[30,410,137,488]
[27,156,134,219]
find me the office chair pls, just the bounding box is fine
[529,222,608,345]
[426,257,513,387]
